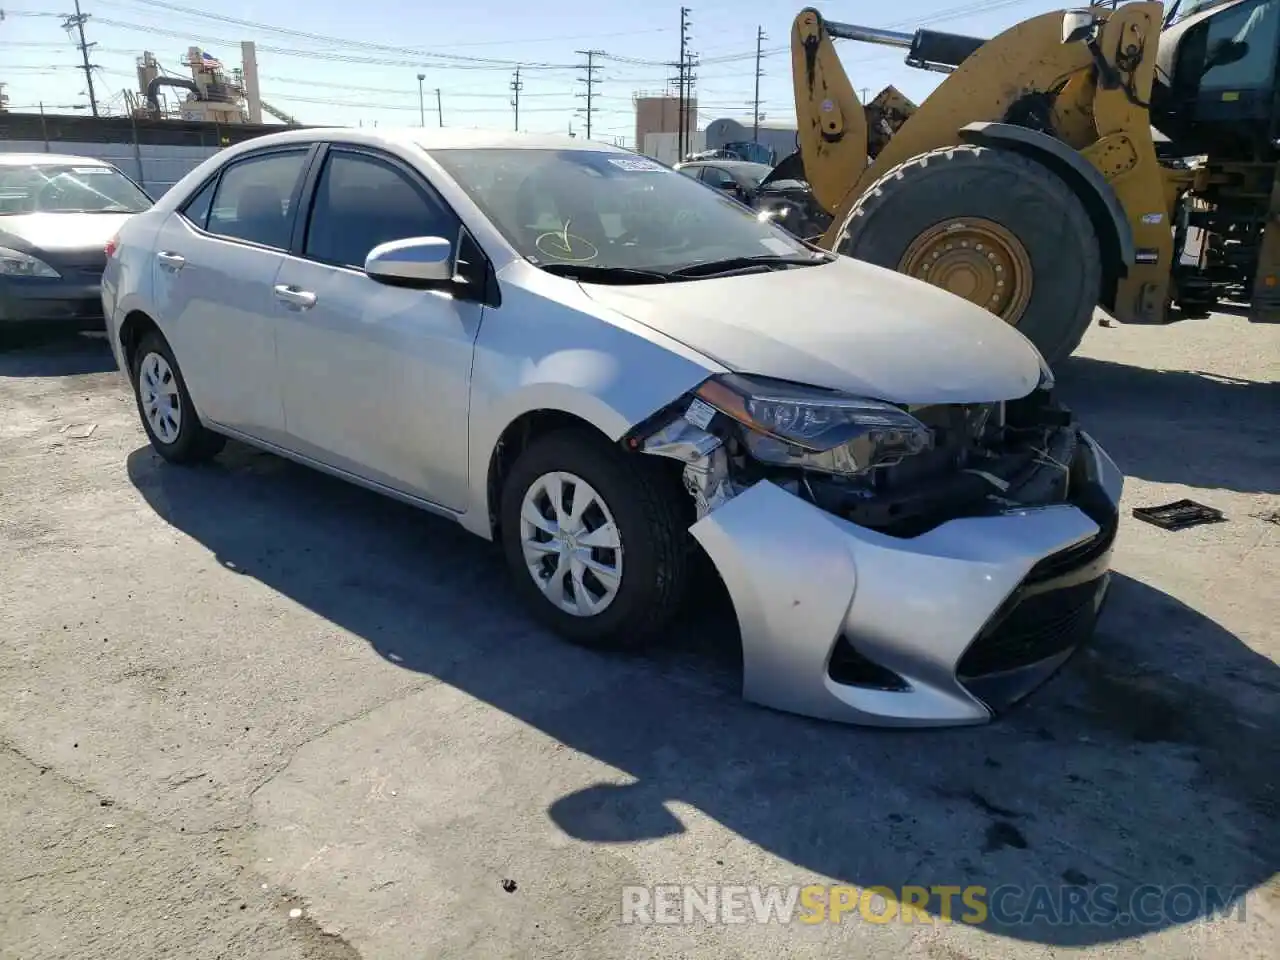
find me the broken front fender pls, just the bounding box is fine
[689,433,1122,727]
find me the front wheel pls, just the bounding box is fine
[498,428,691,649]
[836,143,1103,365]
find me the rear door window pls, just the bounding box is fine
[180,178,217,229]
[204,150,309,250]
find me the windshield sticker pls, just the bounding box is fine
[71,167,113,175]
[607,157,665,173]
[535,225,599,263]
[759,237,796,256]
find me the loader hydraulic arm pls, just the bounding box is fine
[820,15,987,74]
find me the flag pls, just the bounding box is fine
[200,51,224,71]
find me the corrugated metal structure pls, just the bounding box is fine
[0,112,290,196]
[703,117,799,164]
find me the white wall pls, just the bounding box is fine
[641,131,706,164]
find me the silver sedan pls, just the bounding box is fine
[101,128,1123,727]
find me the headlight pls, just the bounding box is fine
[692,373,932,477]
[0,246,60,279]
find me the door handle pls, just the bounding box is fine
[273,284,317,310]
[156,251,185,271]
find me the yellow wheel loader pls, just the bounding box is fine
[766,1,1280,363]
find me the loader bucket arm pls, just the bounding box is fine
[791,8,869,214]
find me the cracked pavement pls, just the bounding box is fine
[1,314,1277,959]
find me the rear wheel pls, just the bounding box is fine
[836,143,1103,365]
[131,329,225,464]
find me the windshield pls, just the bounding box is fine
[0,164,152,215]
[733,162,775,187]
[428,148,818,273]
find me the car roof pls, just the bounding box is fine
[0,153,115,167]
[208,126,630,155]
[681,159,768,172]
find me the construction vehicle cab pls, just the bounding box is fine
[780,2,1280,363]
[1157,0,1280,156]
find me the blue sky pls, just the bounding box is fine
[3,0,1073,144]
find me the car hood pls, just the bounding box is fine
[580,256,1043,405]
[0,213,135,255]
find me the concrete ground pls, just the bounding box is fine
[1,311,1276,960]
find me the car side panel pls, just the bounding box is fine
[103,208,166,371]
[272,256,484,512]
[148,211,290,442]
[459,265,724,539]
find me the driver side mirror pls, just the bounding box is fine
[1061,10,1098,45]
[1204,38,1249,72]
[364,236,454,288]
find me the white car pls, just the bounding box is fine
[102,128,1123,728]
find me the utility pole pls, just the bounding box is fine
[510,65,522,132]
[676,7,691,160]
[752,25,767,144]
[416,73,426,127]
[436,88,443,128]
[64,0,99,117]
[576,49,603,140]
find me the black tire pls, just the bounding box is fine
[130,329,225,464]
[499,427,691,650]
[836,144,1103,365]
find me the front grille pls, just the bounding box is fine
[958,577,1106,678]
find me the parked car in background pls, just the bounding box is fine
[674,158,832,239]
[102,127,1122,729]
[684,143,777,165]
[0,154,153,339]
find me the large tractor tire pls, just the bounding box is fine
[835,143,1103,365]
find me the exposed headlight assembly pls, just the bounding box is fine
[690,373,933,477]
[0,246,60,279]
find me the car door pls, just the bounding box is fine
[149,145,316,444]
[271,143,484,511]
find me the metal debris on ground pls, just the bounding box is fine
[1132,499,1227,531]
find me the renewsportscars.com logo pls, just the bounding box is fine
[620,883,1250,927]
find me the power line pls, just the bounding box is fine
[576,49,603,140]
[101,0,674,49]
[87,17,579,71]
[90,0,576,68]
[260,91,568,115]
[1,0,1046,131]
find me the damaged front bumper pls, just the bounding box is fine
[678,430,1123,727]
